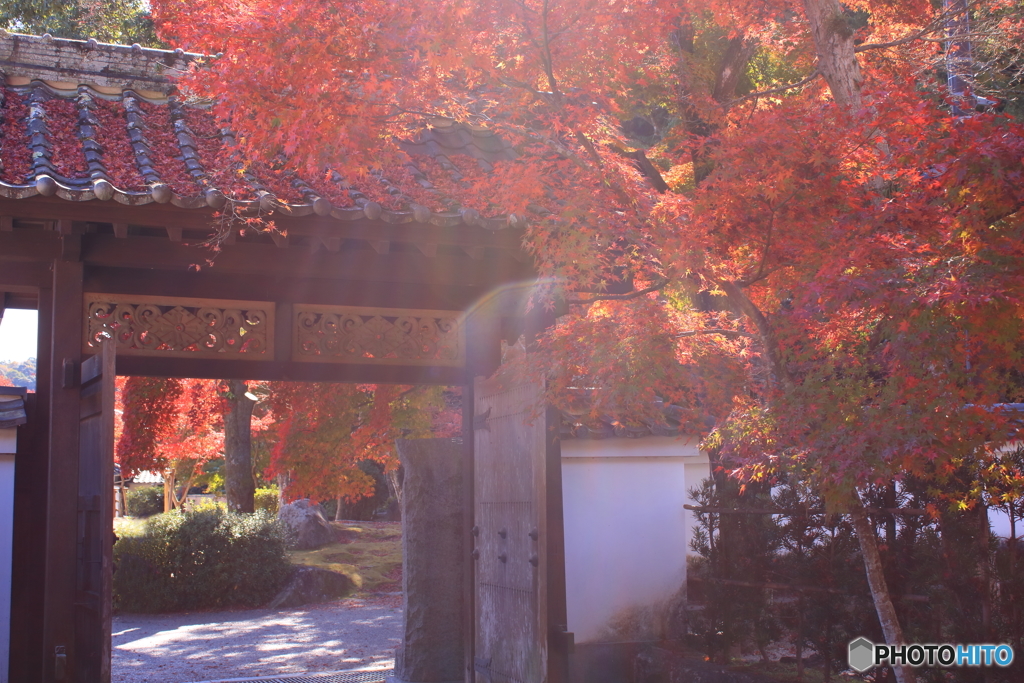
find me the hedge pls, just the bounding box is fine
[124,485,163,518]
[113,507,291,613]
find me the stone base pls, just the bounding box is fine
[267,566,353,609]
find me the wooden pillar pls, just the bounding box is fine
[462,306,501,683]
[43,234,84,683]
[462,379,476,683]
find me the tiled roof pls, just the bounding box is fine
[559,401,690,439]
[0,30,520,230]
[0,387,27,428]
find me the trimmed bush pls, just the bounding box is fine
[254,486,280,514]
[113,507,291,613]
[124,485,163,518]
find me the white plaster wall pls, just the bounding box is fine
[0,431,15,683]
[561,436,709,643]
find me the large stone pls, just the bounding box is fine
[278,499,335,550]
[268,566,354,609]
[393,438,464,683]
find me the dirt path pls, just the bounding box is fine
[113,597,401,683]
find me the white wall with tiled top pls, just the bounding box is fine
[561,436,709,643]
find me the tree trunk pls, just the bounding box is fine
[162,473,173,513]
[223,379,256,513]
[802,0,864,110]
[851,507,917,683]
[977,502,993,662]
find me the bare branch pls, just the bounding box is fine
[676,328,753,339]
[567,278,668,305]
[727,70,822,106]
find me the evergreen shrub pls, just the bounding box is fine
[254,486,280,514]
[124,485,163,518]
[113,507,291,613]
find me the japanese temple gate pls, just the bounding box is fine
[0,31,570,683]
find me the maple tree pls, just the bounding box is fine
[266,382,457,508]
[151,0,1024,677]
[116,376,226,511]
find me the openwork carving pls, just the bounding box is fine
[294,305,464,366]
[85,295,273,358]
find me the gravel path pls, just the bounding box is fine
[113,597,402,683]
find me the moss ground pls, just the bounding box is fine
[287,520,402,596]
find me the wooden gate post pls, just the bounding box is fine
[43,247,84,683]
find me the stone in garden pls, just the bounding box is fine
[393,438,463,683]
[267,566,354,609]
[278,498,335,550]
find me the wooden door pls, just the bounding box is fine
[74,341,115,683]
[472,376,569,683]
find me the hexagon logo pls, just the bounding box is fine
[848,637,876,672]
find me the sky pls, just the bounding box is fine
[0,309,38,362]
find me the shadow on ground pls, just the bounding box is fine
[113,599,401,683]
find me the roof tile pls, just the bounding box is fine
[0,32,528,233]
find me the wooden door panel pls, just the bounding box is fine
[75,341,114,683]
[473,377,547,683]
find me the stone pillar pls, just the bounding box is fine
[394,438,464,683]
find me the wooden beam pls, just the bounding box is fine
[164,226,182,242]
[61,234,81,262]
[0,230,61,263]
[417,243,438,258]
[115,355,469,385]
[112,223,128,239]
[82,267,489,311]
[270,232,289,248]
[0,261,52,290]
[0,196,526,251]
[79,235,535,289]
[1,216,12,231]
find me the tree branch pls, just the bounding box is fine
[567,278,668,304]
[676,328,752,339]
[727,71,822,107]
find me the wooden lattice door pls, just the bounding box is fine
[472,376,569,683]
[75,341,115,683]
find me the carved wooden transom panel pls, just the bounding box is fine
[294,305,464,366]
[84,295,274,358]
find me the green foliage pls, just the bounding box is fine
[688,476,782,664]
[112,507,291,613]
[2,0,162,47]
[254,486,279,514]
[0,357,35,391]
[688,474,1024,681]
[124,485,163,518]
